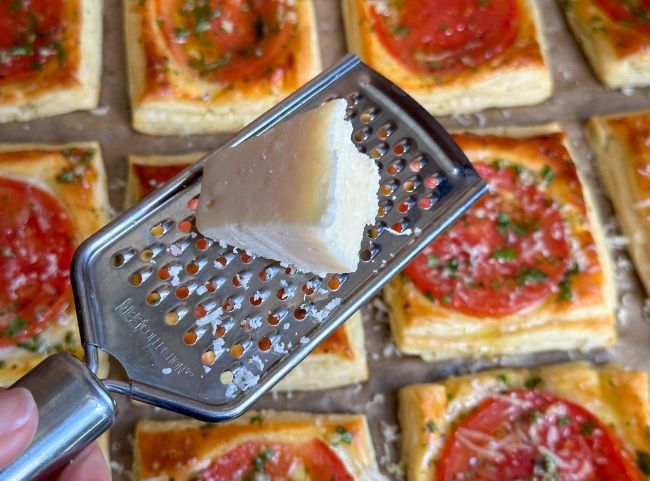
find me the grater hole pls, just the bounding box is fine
[410,155,427,172]
[393,139,411,155]
[369,143,388,160]
[386,159,405,176]
[360,244,380,262]
[302,278,321,296]
[378,200,393,218]
[149,224,165,238]
[380,180,399,196]
[347,91,360,106]
[391,219,410,234]
[183,330,198,345]
[168,238,190,257]
[250,290,267,306]
[140,248,154,263]
[368,222,386,239]
[376,123,394,140]
[230,343,245,358]
[220,370,233,385]
[111,249,135,268]
[178,216,194,234]
[205,276,223,293]
[222,296,240,312]
[240,251,254,264]
[294,307,308,320]
[258,265,277,282]
[425,175,440,189]
[360,108,378,124]
[214,254,232,269]
[353,127,371,143]
[268,310,286,325]
[214,325,226,338]
[403,176,421,193]
[398,197,415,213]
[258,337,272,351]
[327,276,342,291]
[240,319,252,332]
[420,193,439,210]
[196,238,211,251]
[284,266,296,276]
[146,288,167,305]
[187,197,199,210]
[165,305,187,325]
[128,272,143,287]
[186,257,207,276]
[176,282,195,300]
[202,350,216,366]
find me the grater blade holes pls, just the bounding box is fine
[249,289,268,306]
[390,219,410,234]
[165,305,187,325]
[380,179,399,196]
[398,197,415,214]
[150,220,173,238]
[403,176,421,193]
[146,286,169,305]
[376,123,394,140]
[353,127,371,143]
[386,159,405,176]
[175,281,196,300]
[360,108,379,124]
[369,143,388,160]
[424,174,441,189]
[420,192,440,210]
[195,237,211,251]
[186,256,207,275]
[301,278,321,296]
[409,155,427,172]
[183,329,198,345]
[168,237,191,257]
[392,138,412,155]
[111,248,135,268]
[201,350,216,366]
[220,370,233,385]
[377,200,393,217]
[258,337,272,351]
[360,244,380,262]
[368,222,386,239]
[187,196,200,210]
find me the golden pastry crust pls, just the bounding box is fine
[0,0,102,122]
[0,143,109,385]
[125,0,322,135]
[126,154,368,390]
[342,0,552,115]
[588,110,650,293]
[384,129,616,361]
[561,0,650,88]
[133,410,377,480]
[398,362,650,481]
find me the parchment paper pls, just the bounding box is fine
[3,0,650,478]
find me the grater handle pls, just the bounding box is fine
[0,352,116,481]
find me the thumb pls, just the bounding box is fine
[0,388,39,469]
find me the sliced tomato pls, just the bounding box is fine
[0,177,75,345]
[593,0,650,36]
[403,162,569,316]
[156,0,294,83]
[368,0,520,76]
[436,389,642,481]
[0,0,64,83]
[133,163,189,198]
[196,439,354,481]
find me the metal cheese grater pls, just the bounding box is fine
[1,55,486,481]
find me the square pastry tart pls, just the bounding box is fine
[133,411,377,480]
[342,0,552,115]
[560,0,650,88]
[0,0,102,123]
[0,143,110,385]
[588,110,650,293]
[384,128,616,361]
[398,362,650,481]
[126,154,368,391]
[125,0,322,135]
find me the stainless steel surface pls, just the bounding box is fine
[72,54,486,421]
[1,353,116,481]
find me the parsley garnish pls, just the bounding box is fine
[637,450,650,475]
[541,165,555,184]
[253,448,274,467]
[0,360,6,369]
[558,416,570,426]
[496,374,508,384]
[56,170,76,183]
[524,375,543,389]
[4,317,27,338]
[426,254,439,267]
[426,420,437,432]
[518,268,548,285]
[330,426,353,445]
[491,247,516,261]
[250,414,263,425]
[65,330,75,345]
[17,334,48,353]
[556,265,580,301]
[580,419,597,436]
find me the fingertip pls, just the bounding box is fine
[57,442,110,481]
[0,388,39,470]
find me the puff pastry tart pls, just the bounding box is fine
[561,0,650,88]
[126,154,368,390]
[0,143,110,385]
[588,111,650,293]
[134,411,377,480]
[398,362,650,481]
[0,0,102,123]
[384,129,616,361]
[125,0,322,135]
[342,0,552,115]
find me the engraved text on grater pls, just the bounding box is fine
[114,298,195,377]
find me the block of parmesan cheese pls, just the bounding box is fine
[196,99,379,274]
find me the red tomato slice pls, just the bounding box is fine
[436,390,642,481]
[0,177,75,345]
[593,0,650,36]
[403,163,569,316]
[156,0,294,83]
[0,0,64,83]
[133,163,189,198]
[196,439,354,481]
[368,0,520,76]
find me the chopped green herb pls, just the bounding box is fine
[637,450,650,475]
[427,254,439,267]
[4,317,27,338]
[9,45,33,56]
[440,292,452,305]
[556,265,579,302]
[580,419,597,436]
[491,247,516,261]
[426,420,437,432]
[1,247,15,258]
[391,25,410,37]
[175,27,190,42]
[424,291,435,302]
[0,360,5,369]
[518,268,548,285]
[17,334,48,353]
[438,21,449,32]
[496,374,508,384]
[541,165,555,184]
[250,414,264,425]
[10,0,24,11]
[65,330,75,345]
[443,259,459,273]
[558,416,571,426]
[434,77,444,85]
[253,448,274,466]
[477,0,491,4]
[540,453,559,481]
[200,423,216,429]
[588,15,606,32]
[524,375,542,389]
[529,411,541,423]
[56,170,76,183]
[336,425,353,444]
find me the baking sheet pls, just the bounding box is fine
[3,0,650,478]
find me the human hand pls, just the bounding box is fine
[0,388,111,481]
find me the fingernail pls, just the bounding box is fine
[0,388,35,432]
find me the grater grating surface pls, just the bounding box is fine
[72,55,487,421]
